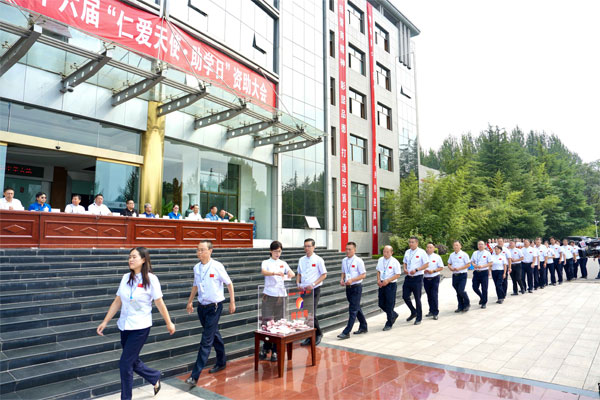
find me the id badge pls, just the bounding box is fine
[130,299,142,311]
[199,283,205,293]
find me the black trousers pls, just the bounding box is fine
[549,258,560,284]
[302,286,322,337]
[520,261,527,290]
[491,270,505,300]
[556,261,564,283]
[423,275,440,316]
[378,282,398,326]
[501,268,509,296]
[579,257,588,278]
[261,295,284,351]
[510,264,525,293]
[533,264,541,288]
[452,273,470,310]
[565,259,574,280]
[402,275,423,321]
[522,262,533,290]
[119,328,160,400]
[573,259,580,278]
[472,270,489,305]
[191,302,226,380]
[539,263,547,287]
[342,284,367,334]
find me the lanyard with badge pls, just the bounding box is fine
[407,249,418,271]
[382,257,391,279]
[198,261,213,298]
[344,257,355,282]
[129,278,143,311]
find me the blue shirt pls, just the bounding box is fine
[205,213,219,221]
[143,212,155,218]
[28,202,51,212]
[168,212,182,219]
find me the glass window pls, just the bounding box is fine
[375,24,389,52]
[348,44,365,75]
[351,182,367,232]
[348,88,366,119]
[331,126,336,156]
[347,2,364,34]
[350,134,367,164]
[329,0,335,12]
[375,63,391,90]
[378,145,392,171]
[330,77,336,106]
[329,30,335,58]
[94,160,139,214]
[377,103,392,130]
[380,188,393,233]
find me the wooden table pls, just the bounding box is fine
[254,328,316,378]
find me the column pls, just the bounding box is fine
[139,101,165,214]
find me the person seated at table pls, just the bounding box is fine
[142,203,156,218]
[186,204,202,221]
[28,192,51,212]
[205,205,219,221]
[218,209,233,221]
[65,194,86,214]
[122,199,137,217]
[88,193,112,215]
[0,187,23,210]
[168,204,183,219]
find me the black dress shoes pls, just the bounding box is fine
[209,364,226,374]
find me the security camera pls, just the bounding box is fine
[66,84,74,93]
[55,145,61,150]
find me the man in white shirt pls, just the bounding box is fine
[0,187,23,210]
[185,240,236,385]
[577,239,589,279]
[424,243,444,320]
[570,241,580,279]
[64,194,86,214]
[297,238,327,346]
[508,240,525,295]
[447,240,471,312]
[497,239,512,298]
[337,242,367,339]
[186,204,203,221]
[471,241,492,309]
[560,239,574,281]
[402,237,429,325]
[534,237,547,289]
[88,194,112,215]
[522,239,536,293]
[376,245,402,330]
[549,237,562,285]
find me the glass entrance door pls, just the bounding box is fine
[94,159,139,214]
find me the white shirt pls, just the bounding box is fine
[376,256,402,282]
[471,250,492,270]
[510,247,524,263]
[0,197,23,210]
[424,253,444,278]
[535,245,547,265]
[65,204,86,214]
[551,244,561,258]
[522,247,536,263]
[544,248,554,264]
[571,245,579,259]
[403,248,428,276]
[561,245,573,260]
[448,251,471,274]
[262,258,291,297]
[490,243,497,249]
[187,212,203,221]
[116,272,163,331]
[341,256,366,285]
[88,203,111,215]
[491,253,508,271]
[193,259,232,305]
[297,254,327,289]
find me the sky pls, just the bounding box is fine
[393,0,600,163]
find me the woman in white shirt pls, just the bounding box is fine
[96,247,175,400]
[491,246,508,304]
[259,241,295,362]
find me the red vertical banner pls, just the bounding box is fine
[337,1,349,251]
[366,3,378,254]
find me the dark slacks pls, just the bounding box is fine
[378,281,398,326]
[119,327,160,400]
[556,261,564,283]
[510,264,525,293]
[190,302,226,380]
[491,270,505,300]
[520,262,527,290]
[573,259,580,278]
[423,275,440,316]
[565,259,574,280]
[533,264,541,289]
[402,275,424,321]
[501,267,509,296]
[452,273,470,310]
[579,257,588,278]
[549,258,560,284]
[261,295,284,351]
[522,262,533,290]
[472,270,489,305]
[302,286,322,337]
[539,263,547,287]
[343,284,367,334]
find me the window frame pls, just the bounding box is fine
[374,23,389,52]
[349,134,367,164]
[378,145,393,172]
[376,102,392,130]
[348,87,366,119]
[375,62,391,91]
[329,30,335,58]
[351,182,367,232]
[347,2,364,34]
[330,77,336,106]
[347,43,365,75]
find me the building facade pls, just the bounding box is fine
[0,0,419,254]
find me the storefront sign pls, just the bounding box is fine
[366,3,378,254]
[8,0,276,107]
[337,0,348,250]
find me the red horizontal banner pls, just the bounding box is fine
[7,0,277,107]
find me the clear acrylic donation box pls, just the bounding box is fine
[257,283,315,336]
